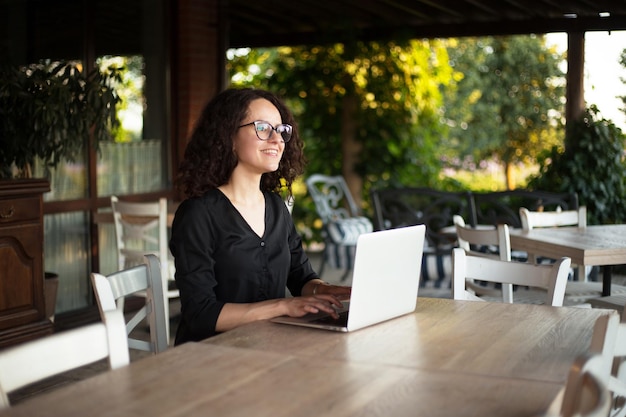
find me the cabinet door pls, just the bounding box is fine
[0,179,52,347]
[0,223,46,329]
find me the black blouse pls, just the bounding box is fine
[169,189,318,344]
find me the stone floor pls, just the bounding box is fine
[7,250,626,406]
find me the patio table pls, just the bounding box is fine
[509,224,626,296]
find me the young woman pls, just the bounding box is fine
[170,88,351,344]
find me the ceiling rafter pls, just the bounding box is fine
[227,0,626,48]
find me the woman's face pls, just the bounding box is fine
[233,98,286,175]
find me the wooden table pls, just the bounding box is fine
[510,225,626,296]
[2,298,616,417]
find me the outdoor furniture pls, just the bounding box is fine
[589,294,626,316]
[370,187,475,287]
[111,196,179,338]
[306,174,373,281]
[509,225,626,298]
[551,353,613,417]
[451,247,571,306]
[472,190,579,229]
[453,214,513,302]
[91,254,169,353]
[0,309,129,409]
[2,298,615,416]
[520,206,589,281]
[588,309,626,417]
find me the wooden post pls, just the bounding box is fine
[565,32,586,130]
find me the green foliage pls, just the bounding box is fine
[227,40,458,241]
[442,35,565,188]
[229,41,456,187]
[98,55,144,143]
[227,37,573,240]
[0,61,121,178]
[527,105,626,224]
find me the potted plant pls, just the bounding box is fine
[0,61,121,322]
[0,60,121,179]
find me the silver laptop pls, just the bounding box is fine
[271,225,425,332]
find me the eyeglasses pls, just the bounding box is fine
[238,121,293,143]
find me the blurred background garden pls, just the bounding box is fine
[224,33,626,244]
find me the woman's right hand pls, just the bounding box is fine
[281,294,344,319]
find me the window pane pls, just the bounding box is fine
[34,157,88,201]
[98,140,165,195]
[44,212,90,314]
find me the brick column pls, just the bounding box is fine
[172,0,226,189]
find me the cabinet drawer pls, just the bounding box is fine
[0,197,41,224]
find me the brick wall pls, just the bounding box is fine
[173,0,225,179]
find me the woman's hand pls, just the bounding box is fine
[282,294,345,319]
[313,282,351,300]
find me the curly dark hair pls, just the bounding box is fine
[177,88,306,198]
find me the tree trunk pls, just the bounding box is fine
[505,160,514,190]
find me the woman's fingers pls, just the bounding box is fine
[289,295,341,318]
[312,293,344,308]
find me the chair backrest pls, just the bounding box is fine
[0,308,129,409]
[305,174,360,223]
[91,254,169,354]
[473,190,579,229]
[453,215,511,261]
[453,214,514,302]
[588,311,626,417]
[370,187,475,249]
[451,248,571,306]
[306,174,372,249]
[520,206,587,231]
[559,353,612,417]
[612,315,626,415]
[111,196,172,280]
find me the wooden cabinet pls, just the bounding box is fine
[0,179,53,348]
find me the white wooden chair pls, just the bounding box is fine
[305,174,372,281]
[520,205,611,305]
[520,206,588,279]
[588,309,626,417]
[612,309,626,417]
[451,247,571,306]
[91,254,169,353]
[0,308,129,409]
[557,352,613,417]
[453,214,513,302]
[111,196,179,339]
[543,314,617,417]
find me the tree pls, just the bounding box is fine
[228,40,458,207]
[442,35,565,189]
[528,105,626,225]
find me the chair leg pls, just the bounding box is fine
[164,294,170,346]
[340,269,352,282]
[435,254,446,288]
[420,256,430,287]
[318,253,327,277]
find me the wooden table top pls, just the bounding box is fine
[2,298,617,417]
[206,297,613,383]
[509,224,626,266]
[1,342,565,417]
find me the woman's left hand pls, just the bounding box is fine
[313,282,351,300]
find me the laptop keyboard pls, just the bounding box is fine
[311,310,349,327]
